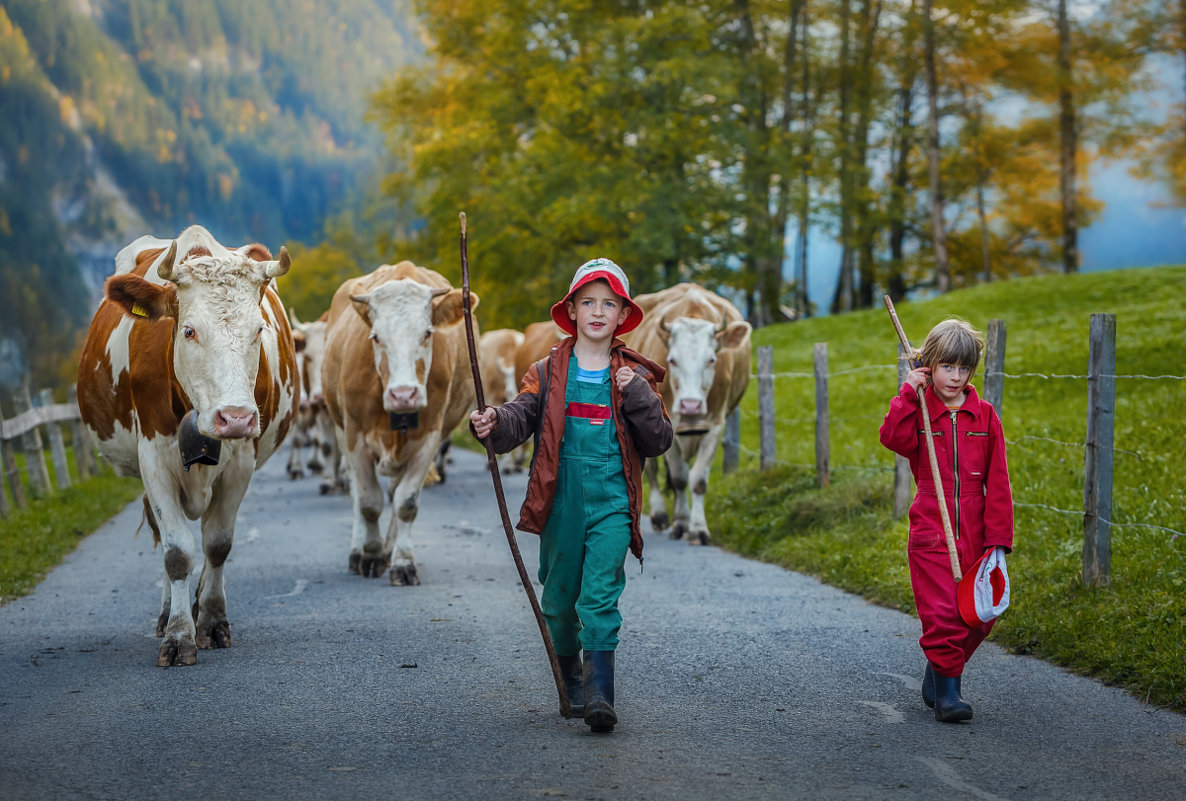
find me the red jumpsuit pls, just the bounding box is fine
[879,382,1014,677]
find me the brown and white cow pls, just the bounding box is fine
[478,327,526,473]
[286,308,346,493]
[76,225,299,666]
[625,283,751,545]
[322,261,477,585]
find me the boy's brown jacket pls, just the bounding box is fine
[484,336,672,561]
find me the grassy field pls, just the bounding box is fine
[0,451,143,604]
[707,265,1186,712]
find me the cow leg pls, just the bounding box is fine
[643,457,669,533]
[320,415,348,495]
[306,415,325,475]
[286,431,306,480]
[141,463,198,667]
[686,422,726,545]
[385,433,439,586]
[348,444,387,578]
[192,450,252,649]
[666,439,693,541]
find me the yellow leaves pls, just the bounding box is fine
[217,173,235,201]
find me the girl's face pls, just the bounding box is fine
[931,362,972,405]
[567,280,629,344]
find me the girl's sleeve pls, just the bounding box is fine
[619,369,673,458]
[485,363,542,454]
[982,405,1015,552]
[879,382,920,460]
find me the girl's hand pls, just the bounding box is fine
[615,366,637,391]
[470,406,497,439]
[905,366,931,392]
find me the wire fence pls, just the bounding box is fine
[727,316,1186,577]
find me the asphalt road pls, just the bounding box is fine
[2,446,1184,801]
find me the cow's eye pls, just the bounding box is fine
[370,332,380,343]
[668,357,678,367]
[423,328,434,341]
[255,325,265,340]
[183,326,196,340]
[707,356,716,365]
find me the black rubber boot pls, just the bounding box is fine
[933,670,973,723]
[583,650,617,733]
[558,653,585,718]
[922,663,936,709]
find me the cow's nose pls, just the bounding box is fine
[386,386,419,412]
[678,398,704,417]
[213,406,258,438]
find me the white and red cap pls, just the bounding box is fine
[958,546,1010,627]
[550,258,643,337]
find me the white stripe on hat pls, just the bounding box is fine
[570,258,630,297]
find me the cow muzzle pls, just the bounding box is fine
[385,385,423,413]
[678,398,706,417]
[212,405,259,438]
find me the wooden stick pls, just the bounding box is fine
[459,212,573,717]
[883,295,962,582]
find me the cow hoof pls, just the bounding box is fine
[308,459,324,474]
[359,553,390,579]
[287,468,304,480]
[669,522,687,541]
[320,482,333,496]
[651,511,670,532]
[155,610,169,638]
[688,530,711,546]
[196,621,232,650]
[157,636,198,668]
[389,563,420,586]
[348,551,361,574]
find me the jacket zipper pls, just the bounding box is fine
[949,410,960,540]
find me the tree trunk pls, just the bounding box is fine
[923,0,950,292]
[887,0,918,303]
[831,0,854,314]
[853,0,883,309]
[1058,0,1079,273]
[797,1,813,318]
[971,98,991,283]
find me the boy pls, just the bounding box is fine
[878,318,1014,722]
[470,258,673,733]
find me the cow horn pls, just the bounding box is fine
[660,316,672,334]
[714,317,726,334]
[350,293,371,307]
[430,287,450,299]
[156,240,179,282]
[265,246,292,279]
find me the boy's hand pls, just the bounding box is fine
[470,406,497,439]
[615,366,637,391]
[905,366,931,392]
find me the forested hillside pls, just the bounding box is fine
[0,0,417,388]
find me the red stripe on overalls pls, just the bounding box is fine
[566,402,610,424]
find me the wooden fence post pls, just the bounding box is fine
[814,342,829,488]
[15,383,51,496]
[1083,313,1115,587]
[68,385,95,478]
[984,318,1006,412]
[722,406,740,475]
[1,424,26,510]
[893,345,912,518]
[758,345,776,472]
[39,388,72,490]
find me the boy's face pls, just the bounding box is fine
[566,279,630,345]
[931,362,972,405]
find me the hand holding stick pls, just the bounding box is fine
[459,212,573,717]
[884,295,962,582]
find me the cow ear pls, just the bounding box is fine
[717,320,752,350]
[432,288,476,327]
[350,293,373,325]
[292,329,307,353]
[106,274,178,321]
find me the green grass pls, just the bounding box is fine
[0,455,142,604]
[707,265,1186,712]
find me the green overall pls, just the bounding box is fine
[538,359,633,656]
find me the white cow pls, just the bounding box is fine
[626,284,752,545]
[76,225,299,666]
[287,309,346,493]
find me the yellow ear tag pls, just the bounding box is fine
[131,302,150,318]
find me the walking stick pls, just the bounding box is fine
[883,295,962,582]
[458,212,574,718]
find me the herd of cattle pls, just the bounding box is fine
[75,226,752,667]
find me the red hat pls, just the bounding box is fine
[550,258,643,337]
[958,546,1010,627]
